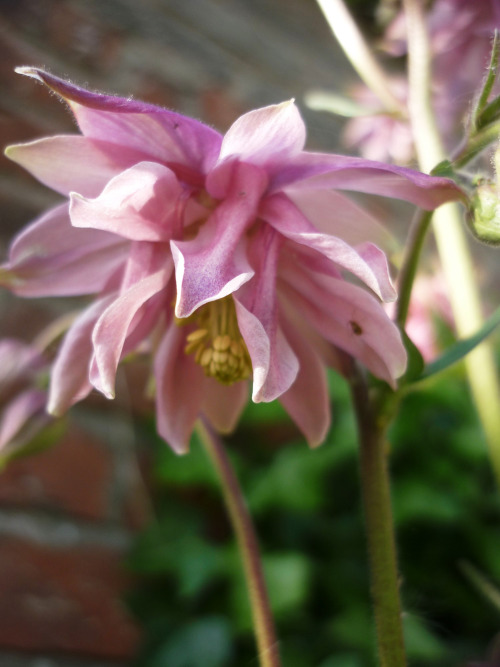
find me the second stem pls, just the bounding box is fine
[351,368,407,667]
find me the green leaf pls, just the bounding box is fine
[399,330,425,384]
[430,159,455,179]
[148,617,233,667]
[403,614,448,662]
[229,551,311,630]
[414,305,500,382]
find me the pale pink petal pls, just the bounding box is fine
[262,194,396,301]
[278,318,330,448]
[0,340,44,391]
[8,204,119,264]
[6,136,152,198]
[48,297,114,416]
[269,152,465,209]
[154,322,205,454]
[70,162,184,241]
[285,187,395,249]
[16,68,222,173]
[4,204,127,297]
[218,100,306,166]
[280,266,406,386]
[0,389,47,449]
[201,379,249,434]
[172,162,267,318]
[119,242,169,291]
[91,267,172,398]
[234,227,299,402]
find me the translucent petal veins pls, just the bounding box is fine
[181,296,252,384]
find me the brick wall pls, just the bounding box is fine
[0,0,349,663]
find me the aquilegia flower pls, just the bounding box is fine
[2,68,463,453]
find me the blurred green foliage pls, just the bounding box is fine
[127,362,500,666]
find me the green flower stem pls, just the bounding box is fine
[396,209,433,328]
[196,417,281,667]
[404,0,500,487]
[452,121,500,169]
[315,0,406,116]
[350,367,407,667]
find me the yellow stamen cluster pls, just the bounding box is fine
[183,296,252,384]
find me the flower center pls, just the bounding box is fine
[183,296,252,385]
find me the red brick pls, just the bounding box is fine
[0,538,140,659]
[0,426,113,521]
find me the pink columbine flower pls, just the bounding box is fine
[342,79,415,164]
[2,68,463,453]
[0,338,52,457]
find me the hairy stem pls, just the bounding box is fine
[350,368,407,667]
[404,0,500,487]
[196,417,281,667]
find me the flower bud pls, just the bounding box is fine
[467,182,500,246]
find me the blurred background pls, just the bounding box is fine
[0,1,499,666]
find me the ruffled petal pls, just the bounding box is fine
[6,136,152,198]
[234,227,299,402]
[91,267,172,398]
[201,379,249,434]
[262,194,396,301]
[278,317,330,448]
[172,162,267,318]
[280,265,407,386]
[3,204,127,297]
[285,187,395,250]
[154,322,205,454]
[48,296,114,416]
[16,68,222,173]
[218,100,306,166]
[70,162,184,241]
[0,389,47,449]
[269,151,465,209]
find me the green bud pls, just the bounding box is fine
[467,182,500,246]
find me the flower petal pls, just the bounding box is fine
[6,136,152,198]
[91,267,172,399]
[278,317,330,448]
[285,187,395,250]
[234,227,299,402]
[0,389,47,449]
[218,100,306,166]
[270,151,465,209]
[172,162,267,318]
[154,322,205,454]
[202,379,249,434]
[70,162,184,241]
[48,297,114,416]
[281,265,407,386]
[16,68,222,172]
[0,340,44,391]
[262,194,396,301]
[2,205,127,297]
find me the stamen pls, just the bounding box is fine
[182,296,252,384]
